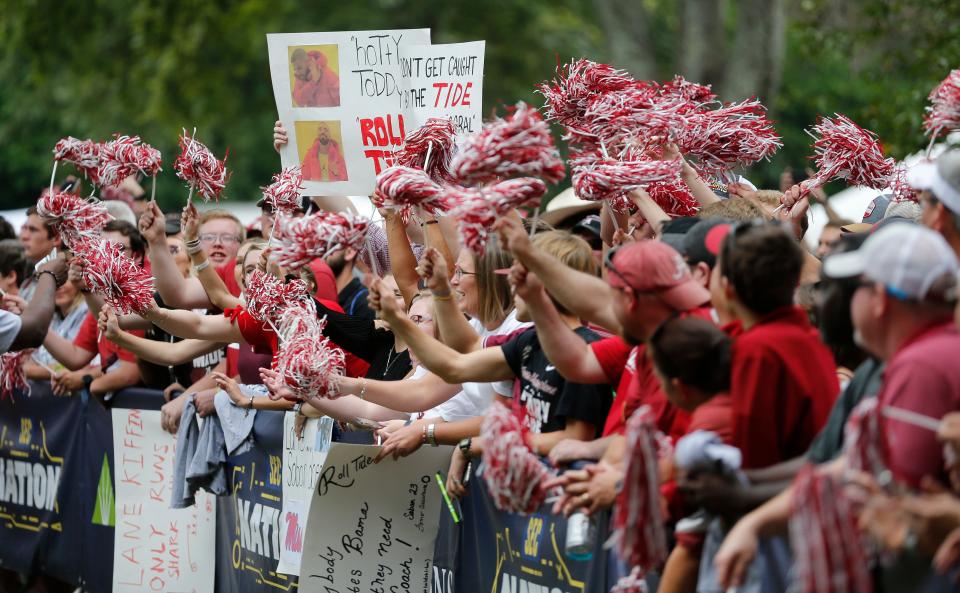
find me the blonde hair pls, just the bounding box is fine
[697,197,765,221]
[531,231,598,315]
[200,209,246,241]
[474,241,514,327]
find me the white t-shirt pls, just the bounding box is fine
[0,310,23,353]
[413,310,530,422]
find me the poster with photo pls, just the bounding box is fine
[267,29,432,196]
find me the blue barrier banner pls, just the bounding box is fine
[215,409,299,592]
[450,465,612,593]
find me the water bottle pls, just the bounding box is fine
[564,510,596,560]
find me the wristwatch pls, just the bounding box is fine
[458,437,472,456]
[82,374,94,391]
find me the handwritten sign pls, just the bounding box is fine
[111,409,216,593]
[277,413,334,575]
[268,29,431,196]
[399,41,485,135]
[298,443,451,593]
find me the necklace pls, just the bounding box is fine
[382,346,402,378]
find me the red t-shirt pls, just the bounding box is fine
[878,320,960,487]
[74,313,144,368]
[729,306,838,469]
[686,394,734,444]
[595,306,714,440]
[224,301,369,379]
[215,258,242,298]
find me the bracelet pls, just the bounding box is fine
[427,423,438,447]
[186,239,203,255]
[431,291,453,301]
[248,394,255,410]
[293,402,303,414]
[193,260,210,273]
[35,270,63,287]
[422,220,439,226]
[358,378,367,400]
[421,424,428,445]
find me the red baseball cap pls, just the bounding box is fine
[605,240,711,311]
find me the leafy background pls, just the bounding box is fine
[1,0,958,211]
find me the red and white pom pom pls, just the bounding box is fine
[272,211,371,271]
[451,102,566,185]
[174,129,229,202]
[924,69,960,140]
[373,166,447,223]
[261,166,304,217]
[36,191,113,247]
[572,158,682,202]
[480,403,552,514]
[97,134,162,188]
[244,270,315,326]
[805,114,895,192]
[273,316,345,401]
[645,180,700,218]
[677,99,782,176]
[890,161,919,203]
[450,178,547,254]
[53,137,102,183]
[842,398,890,478]
[612,407,668,578]
[538,59,635,128]
[0,350,32,400]
[74,239,154,314]
[391,118,457,182]
[789,465,873,593]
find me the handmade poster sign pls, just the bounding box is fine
[268,31,486,195]
[398,41,485,134]
[297,443,451,593]
[111,409,216,593]
[277,413,334,575]
[268,29,432,196]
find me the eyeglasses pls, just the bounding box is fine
[199,233,241,245]
[603,245,632,288]
[453,265,476,280]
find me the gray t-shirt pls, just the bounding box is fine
[0,310,23,353]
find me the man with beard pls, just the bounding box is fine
[290,48,340,107]
[327,247,375,319]
[301,123,348,182]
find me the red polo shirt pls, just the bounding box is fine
[593,306,714,440]
[74,312,144,368]
[730,306,838,469]
[878,320,960,487]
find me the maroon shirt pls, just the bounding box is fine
[729,306,838,469]
[879,320,960,487]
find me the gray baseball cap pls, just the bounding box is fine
[908,149,960,214]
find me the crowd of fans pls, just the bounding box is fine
[3,120,960,593]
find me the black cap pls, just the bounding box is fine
[659,216,700,254]
[681,217,735,268]
[164,212,182,236]
[572,214,602,239]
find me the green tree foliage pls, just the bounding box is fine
[0,0,957,210]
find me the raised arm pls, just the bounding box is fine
[140,301,243,343]
[495,215,621,334]
[182,203,242,310]
[417,248,483,353]
[139,201,214,309]
[510,265,609,383]
[383,210,420,307]
[336,370,461,413]
[10,259,65,351]
[41,328,96,371]
[629,189,670,238]
[370,278,513,384]
[99,306,225,366]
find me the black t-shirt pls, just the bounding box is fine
[338,277,376,320]
[141,293,224,389]
[500,326,612,436]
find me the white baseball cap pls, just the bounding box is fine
[823,222,959,302]
[908,149,960,214]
